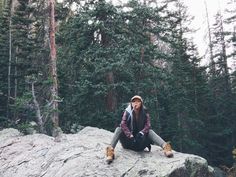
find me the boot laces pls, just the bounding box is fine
[164,142,172,152]
[106,146,114,157]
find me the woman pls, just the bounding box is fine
[106,95,173,164]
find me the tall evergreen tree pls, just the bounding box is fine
[6,0,37,127]
[156,1,209,158]
[0,0,10,127]
[225,1,236,150]
[205,10,234,166]
[6,0,56,134]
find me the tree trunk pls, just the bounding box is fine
[204,0,215,75]
[49,0,59,129]
[100,15,117,112]
[31,81,45,133]
[219,14,231,94]
[7,0,12,120]
[13,52,18,121]
[106,71,117,112]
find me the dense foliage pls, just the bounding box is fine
[0,0,235,167]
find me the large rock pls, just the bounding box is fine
[0,127,215,177]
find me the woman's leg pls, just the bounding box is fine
[110,127,122,148]
[148,129,173,157]
[148,129,165,147]
[106,127,122,164]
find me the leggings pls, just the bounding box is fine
[110,127,166,149]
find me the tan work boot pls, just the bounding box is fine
[106,146,115,164]
[163,142,173,158]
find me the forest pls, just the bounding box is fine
[0,0,236,168]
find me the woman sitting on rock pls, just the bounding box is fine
[106,95,173,164]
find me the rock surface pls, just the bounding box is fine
[0,127,215,177]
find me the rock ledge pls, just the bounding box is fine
[0,127,215,177]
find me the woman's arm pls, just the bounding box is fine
[120,111,133,138]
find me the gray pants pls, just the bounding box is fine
[110,127,166,149]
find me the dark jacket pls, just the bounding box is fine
[119,105,152,151]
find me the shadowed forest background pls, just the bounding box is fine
[0,0,236,169]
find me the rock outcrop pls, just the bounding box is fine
[0,127,215,177]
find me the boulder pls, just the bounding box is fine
[0,127,215,177]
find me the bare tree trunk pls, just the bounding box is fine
[204,0,215,75]
[7,0,12,120]
[31,81,44,133]
[219,11,231,97]
[7,26,11,119]
[234,26,236,62]
[14,47,18,100]
[49,0,59,129]
[13,47,18,121]
[219,13,229,77]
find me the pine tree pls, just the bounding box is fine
[155,1,209,157]
[8,0,35,124]
[225,1,236,150]
[7,0,56,134]
[224,0,236,63]
[57,0,175,131]
[0,0,10,126]
[205,10,234,166]
[57,0,123,129]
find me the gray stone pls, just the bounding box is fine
[0,128,22,141]
[0,126,215,177]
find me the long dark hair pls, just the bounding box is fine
[130,102,148,119]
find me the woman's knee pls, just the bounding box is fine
[148,129,155,136]
[114,126,122,134]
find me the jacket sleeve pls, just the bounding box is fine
[120,111,132,138]
[141,113,151,135]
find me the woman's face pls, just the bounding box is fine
[131,99,142,111]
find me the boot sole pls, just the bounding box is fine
[106,155,115,164]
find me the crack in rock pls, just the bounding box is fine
[63,153,82,163]
[120,159,140,177]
